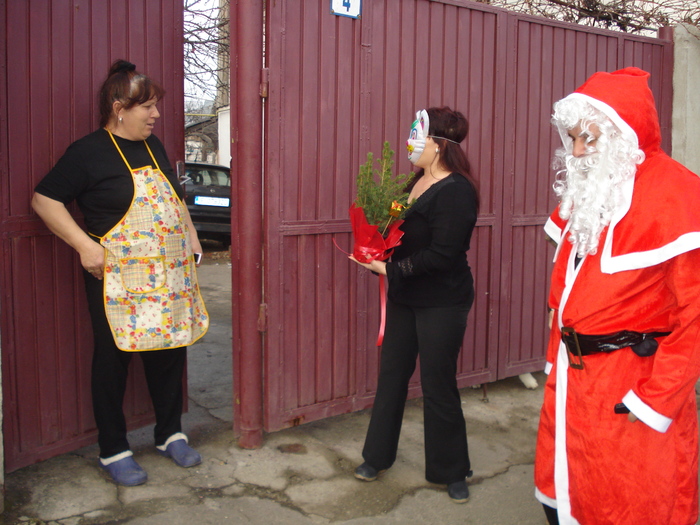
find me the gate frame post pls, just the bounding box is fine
[231,0,264,449]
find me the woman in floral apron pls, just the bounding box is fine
[32,60,209,486]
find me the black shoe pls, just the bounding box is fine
[354,462,383,481]
[447,480,470,503]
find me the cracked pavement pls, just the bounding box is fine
[3,254,549,525]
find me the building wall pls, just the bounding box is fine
[673,24,700,174]
[218,106,231,167]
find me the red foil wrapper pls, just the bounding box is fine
[350,203,404,263]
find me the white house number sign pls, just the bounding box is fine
[330,0,361,19]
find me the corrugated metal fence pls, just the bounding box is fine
[256,0,673,432]
[0,0,673,469]
[0,0,185,471]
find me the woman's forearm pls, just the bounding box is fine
[32,193,95,252]
[32,192,106,277]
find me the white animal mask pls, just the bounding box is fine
[407,109,429,164]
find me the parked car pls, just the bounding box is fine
[181,162,232,247]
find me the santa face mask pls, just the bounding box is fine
[407,110,429,164]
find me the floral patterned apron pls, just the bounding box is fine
[100,130,209,351]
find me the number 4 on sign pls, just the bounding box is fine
[330,0,361,19]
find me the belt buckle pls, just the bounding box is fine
[562,326,585,370]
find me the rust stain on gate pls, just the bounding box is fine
[253,0,673,433]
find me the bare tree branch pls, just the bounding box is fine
[184,0,229,106]
[475,0,700,34]
[183,0,698,114]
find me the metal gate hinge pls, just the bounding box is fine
[260,68,269,99]
[257,303,268,333]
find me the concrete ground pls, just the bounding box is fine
[3,249,551,525]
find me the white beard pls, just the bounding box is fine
[551,97,644,258]
[554,146,639,258]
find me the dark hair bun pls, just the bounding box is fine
[109,60,137,76]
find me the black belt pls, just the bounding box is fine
[561,327,670,370]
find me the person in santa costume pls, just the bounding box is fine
[534,67,700,525]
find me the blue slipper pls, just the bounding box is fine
[159,438,202,468]
[99,455,147,486]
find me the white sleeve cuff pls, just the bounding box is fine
[622,390,672,433]
[544,361,553,375]
[544,217,562,245]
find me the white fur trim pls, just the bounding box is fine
[551,222,572,264]
[602,231,700,274]
[587,130,700,274]
[564,93,639,149]
[100,450,133,465]
[535,488,558,509]
[544,361,553,375]
[156,432,188,451]
[622,390,672,433]
[549,244,587,524]
[553,339,575,522]
[544,217,562,247]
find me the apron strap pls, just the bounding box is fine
[143,140,162,172]
[105,129,162,172]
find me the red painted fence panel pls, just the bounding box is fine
[0,0,185,471]
[0,0,673,468]
[258,0,672,432]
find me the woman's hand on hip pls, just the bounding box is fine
[80,242,106,280]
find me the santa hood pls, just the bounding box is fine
[550,68,700,274]
[570,67,662,157]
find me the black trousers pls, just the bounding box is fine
[362,300,471,484]
[84,271,186,458]
[543,505,559,525]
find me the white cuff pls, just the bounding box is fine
[157,432,188,451]
[622,390,672,433]
[544,361,553,375]
[99,450,133,465]
[544,218,562,246]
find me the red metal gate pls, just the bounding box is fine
[495,16,673,379]
[252,0,673,433]
[0,0,185,471]
[0,0,673,468]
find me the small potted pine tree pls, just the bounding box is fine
[350,141,410,262]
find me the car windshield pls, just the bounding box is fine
[186,167,230,187]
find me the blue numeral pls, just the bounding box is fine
[343,0,351,11]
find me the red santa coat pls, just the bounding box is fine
[535,68,700,525]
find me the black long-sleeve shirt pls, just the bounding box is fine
[386,173,477,307]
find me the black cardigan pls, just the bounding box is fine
[386,173,478,307]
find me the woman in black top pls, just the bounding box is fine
[350,107,479,503]
[32,61,205,486]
